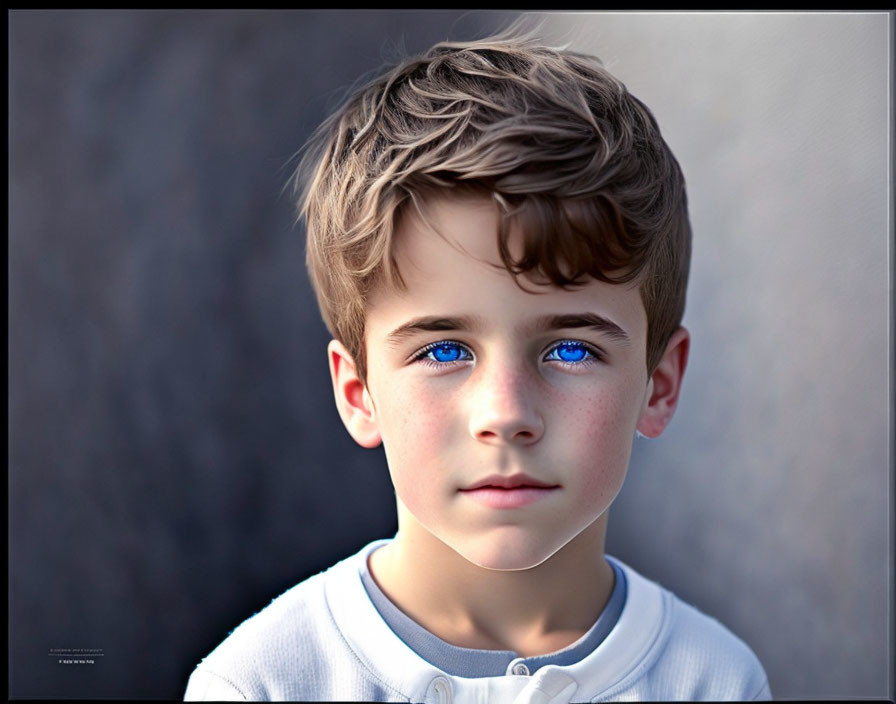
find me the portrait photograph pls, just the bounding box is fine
[8,10,891,701]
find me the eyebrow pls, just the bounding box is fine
[384,312,630,346]
[534,313,631,344]
[385,316,480,347]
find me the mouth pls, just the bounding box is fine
[459,474,560,509]
[460,473,559,491]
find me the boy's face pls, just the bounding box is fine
[331,193,680,572]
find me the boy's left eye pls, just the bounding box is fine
[544,341,599,364]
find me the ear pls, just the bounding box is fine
[636,327,690,439]
[327,339,382,449]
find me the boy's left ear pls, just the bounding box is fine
[636,327,690,439]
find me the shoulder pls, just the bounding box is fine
[609,558,771,701]
[660,592,771,699]
[184,570,335,701]
[184,541,406,702]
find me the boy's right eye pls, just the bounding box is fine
[413,341,474,366]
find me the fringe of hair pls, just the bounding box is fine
[291,25,691,382]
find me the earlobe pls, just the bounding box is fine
[327,339,382,449]
[636,327,690,439]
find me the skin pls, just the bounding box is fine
[328,192,689,656]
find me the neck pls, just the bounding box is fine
[368,506,615,656]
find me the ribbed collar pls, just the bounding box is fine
[359,546,626,677]
[323,539,668,703]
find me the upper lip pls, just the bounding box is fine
[461,474,560,491]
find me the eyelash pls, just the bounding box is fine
[411,339,603,369]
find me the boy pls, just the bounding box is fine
[185,29,771,702]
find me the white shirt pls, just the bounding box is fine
[184,539,771,702]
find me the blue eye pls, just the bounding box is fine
[416,341,473,365]
[545,341,597,365]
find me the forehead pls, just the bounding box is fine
[398,192,508,267]
[367,192,647,344]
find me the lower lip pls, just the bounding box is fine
[459,487,558,509]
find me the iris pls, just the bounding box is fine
[546,342,590,363]
[432,343,462,362]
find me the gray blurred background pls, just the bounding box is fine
[8,10,891,700]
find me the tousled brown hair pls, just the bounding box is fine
[292,28,691,383]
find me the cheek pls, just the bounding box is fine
[378,382,453,445]
[560,384,641,498]
[375,381,457,498]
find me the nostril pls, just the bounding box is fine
[471,413,544,445]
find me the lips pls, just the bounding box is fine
[460,473,559,491]
[459,475,560,509]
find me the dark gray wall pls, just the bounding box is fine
[8,9,892,701]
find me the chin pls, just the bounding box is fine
[452,532,567,572]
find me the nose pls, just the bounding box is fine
[468,363,544,446]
